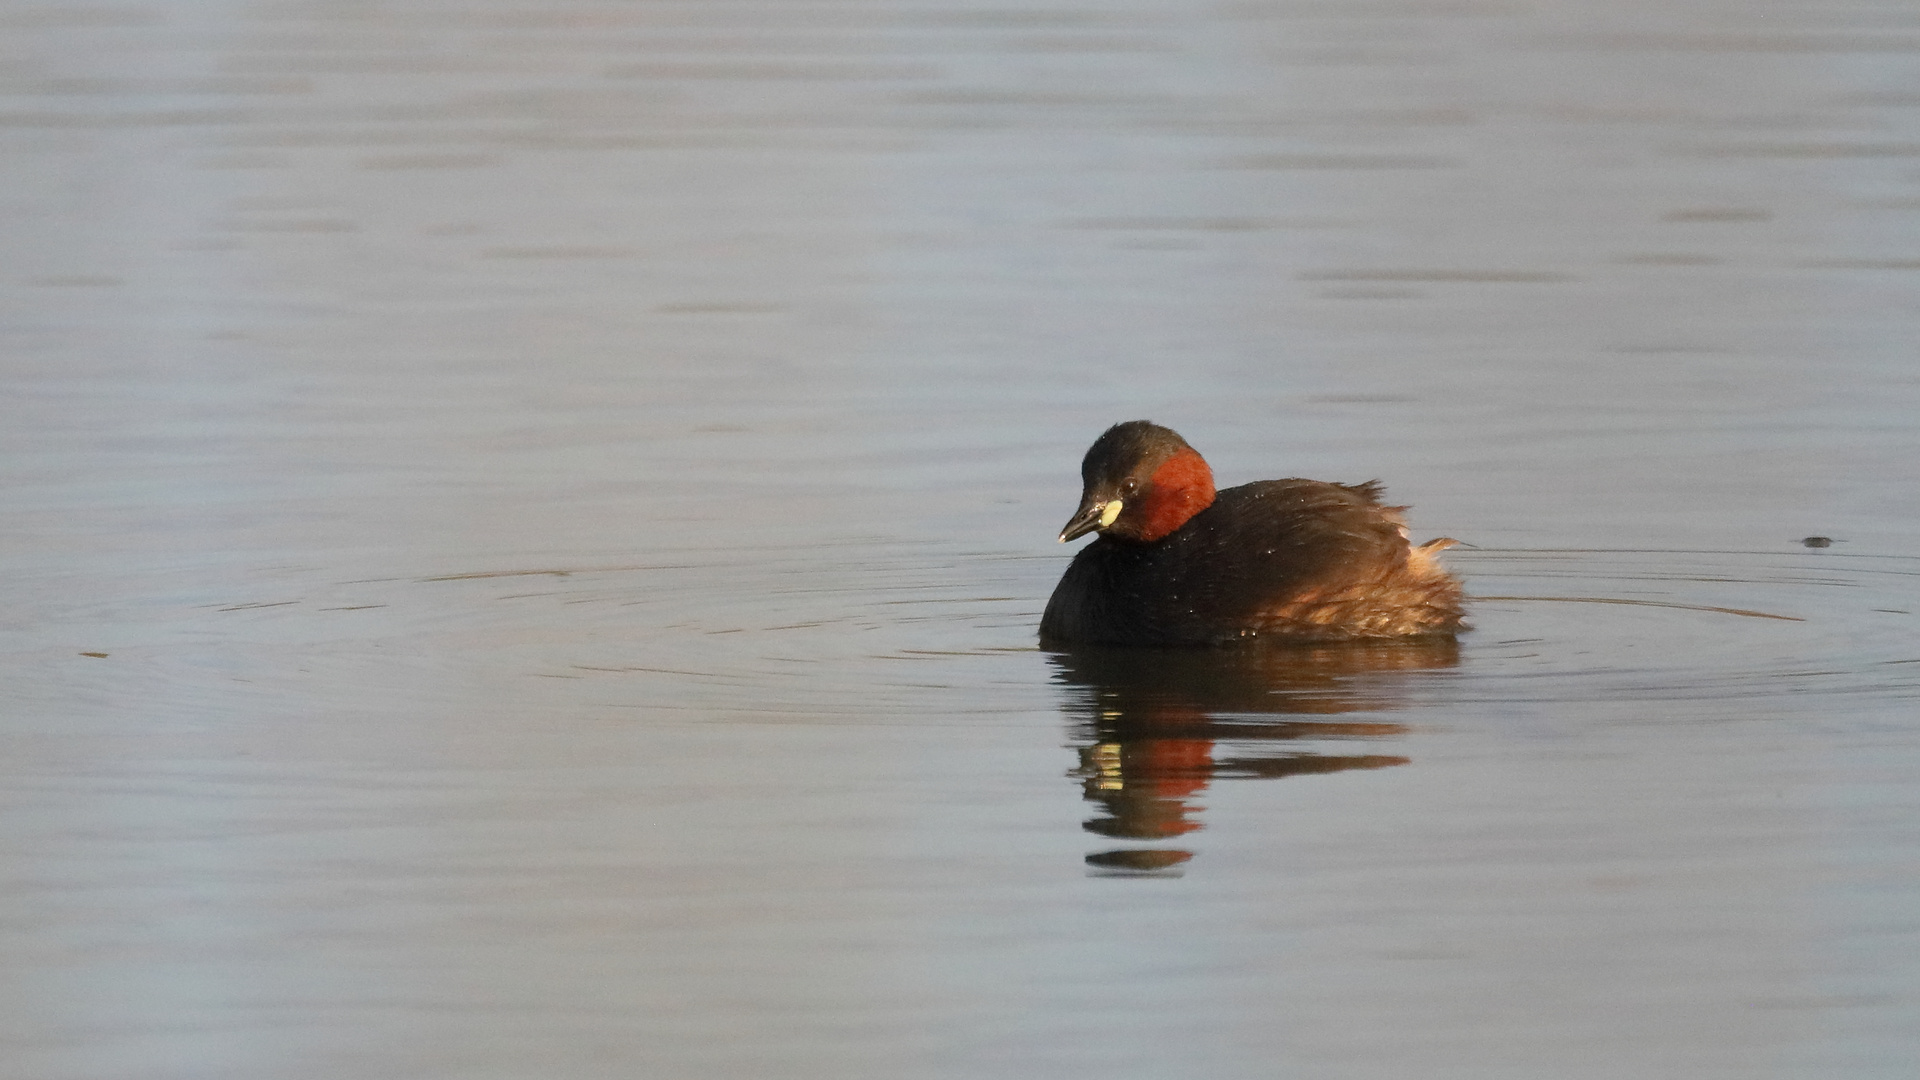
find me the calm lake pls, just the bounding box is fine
[4,0,1919,1076]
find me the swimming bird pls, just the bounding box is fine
[1040,421,1465,646]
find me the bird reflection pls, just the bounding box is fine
[1048,638,1459,875]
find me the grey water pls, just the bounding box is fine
[4,0,1919,1076]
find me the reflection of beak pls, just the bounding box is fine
[1058,499,1123,543]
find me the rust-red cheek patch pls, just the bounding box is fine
[1135,449,1217,541]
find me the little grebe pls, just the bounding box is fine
[1040,421,1465,646]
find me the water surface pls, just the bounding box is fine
[4,0,1919,1077]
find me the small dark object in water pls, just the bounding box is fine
[1801,536,1834,548]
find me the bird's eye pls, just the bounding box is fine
[1121,479,1138,496]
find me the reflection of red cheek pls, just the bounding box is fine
[1136,738,1214,799]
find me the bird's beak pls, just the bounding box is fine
[1057,498,1123,543]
